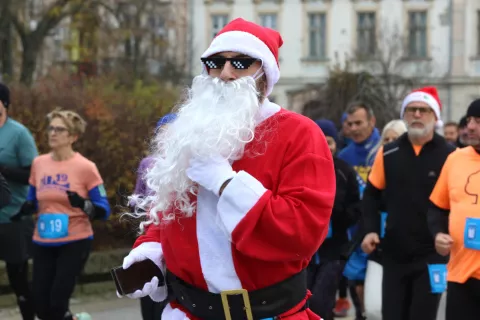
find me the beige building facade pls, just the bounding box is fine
[191,0,480,123]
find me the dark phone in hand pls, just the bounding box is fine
[111,259,165,296]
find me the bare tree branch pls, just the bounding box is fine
[302,21,432,128]
[33,0,87,39]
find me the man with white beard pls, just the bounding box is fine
[360,86,455,320]
[118,18,336,320]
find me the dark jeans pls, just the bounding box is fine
[33,239,92,320]
[307,260,345,320]
[382,263,441,320]
[446,278,480,320]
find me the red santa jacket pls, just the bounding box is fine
[134,105,335,319]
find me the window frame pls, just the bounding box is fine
[210,14,229,39]
[307,12,327,59]
[407,10,428,58]
[356,11,377,57]
[259,12,278,30]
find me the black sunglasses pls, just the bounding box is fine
[201,57,259,70]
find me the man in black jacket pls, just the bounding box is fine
[308,119,362,320]
[360,86,455,320]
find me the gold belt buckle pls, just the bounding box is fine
[220,289,253,320]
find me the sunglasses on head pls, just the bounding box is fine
[201,57,260,70]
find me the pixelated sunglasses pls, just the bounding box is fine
[201,57,260,70]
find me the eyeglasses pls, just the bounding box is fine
[47,126,69,134]
[404,107,433,115]
[201,57,259,70]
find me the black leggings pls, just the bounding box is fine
[338,274,363,318]
[339,275,348,298]
[382,263,441,320]
[6,261,35,320]
[33,239,91,320]
[446,278,480,320]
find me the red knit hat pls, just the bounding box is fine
[201,18,283,97]
[400,86,443,128]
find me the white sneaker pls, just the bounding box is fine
[75,312,92,320]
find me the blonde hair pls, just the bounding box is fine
[367,120,407,164]
[47,108,87,136]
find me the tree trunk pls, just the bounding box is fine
[0,19,13,80]
[20,37,41,86]
[0,0,12,80]
[133,35,142,77]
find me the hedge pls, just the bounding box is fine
[7,72,180,250]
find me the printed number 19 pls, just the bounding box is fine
[50,219,63,233]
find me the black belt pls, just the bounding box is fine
[167,269,307,320]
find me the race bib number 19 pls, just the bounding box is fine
[38,213,69,239]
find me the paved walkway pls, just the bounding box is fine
[0,292,447,320]
[0,292,354,320]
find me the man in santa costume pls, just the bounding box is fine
[361,86,455,320]
[119,18,336,320]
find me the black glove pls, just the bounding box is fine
[67,191,96,219]
[10,201,36,222]
[66,191,86,209]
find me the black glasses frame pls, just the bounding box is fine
[201,57,260,70]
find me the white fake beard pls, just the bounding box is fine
[407,120,435,139]
[130,75,261,230]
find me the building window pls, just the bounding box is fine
[308,13,327,59]
[259,13,278,29]
[477,11,480,55]
[357,12,376,56]
[408,11,427,58]
[211,14,229,38]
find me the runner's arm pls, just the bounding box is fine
[427,203,450,237]
[0,166,31,184]
[362,148,385,235]
[0,173,11,208]
[343,164,362,228]
[428,157,451,238]
[6,126,38,185]
[84,185,111,220]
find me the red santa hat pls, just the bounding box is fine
[201,18,283,97]
[400,86,443,128]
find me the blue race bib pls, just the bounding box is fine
[326,221,333,239]
[464,218,480,250]
[37,213,69,239]
[427,264,447,293]
[380,212,388,239]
